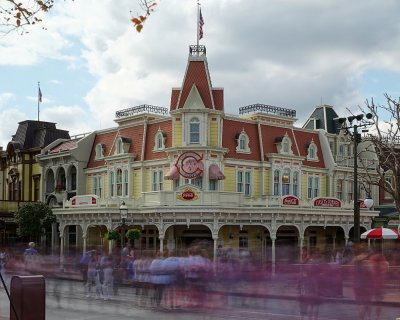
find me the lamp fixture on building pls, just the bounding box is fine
[336,112,373,242]
[364,195,374,210]
[119,201,128,248]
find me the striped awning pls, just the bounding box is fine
[164,165,180,180]
[209,164,225,180]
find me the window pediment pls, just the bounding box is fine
[236,129,250,154]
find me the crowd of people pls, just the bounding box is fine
[0,240,397,318]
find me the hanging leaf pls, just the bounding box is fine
[136,24,143,33]
[131,17,141,25]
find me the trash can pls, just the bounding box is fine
[10,275,45,320]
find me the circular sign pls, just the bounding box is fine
[175,151,204,179]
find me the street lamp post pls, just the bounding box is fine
[337,113,373,243]
[119,201,128,248]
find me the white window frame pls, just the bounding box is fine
[237,169,251,196]
[190,117,200,144]
[336,179,343,200]
[116,169,123,196]
[92,175,103,198]
[154,129,165,151]
[236,130,250,154]
[185,177,203,189]
[110,171,115,197]
[307,175,320,199]
[293,171,299,197]
[307,140,319,161]
[116,138,123,155]
[123,169,129,196]
[152,170,164,191]
[282,168,291,196]
[273,170,280,196]
[95,144,104,160]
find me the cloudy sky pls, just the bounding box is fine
[1,0,400,147]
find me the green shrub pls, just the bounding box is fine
[107,229,121,241]
[126,228,141,241]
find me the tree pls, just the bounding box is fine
[14,202,56,242]
[125,228,141,246]
[359,93,400,215]
[0,0,157,36]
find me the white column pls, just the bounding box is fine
[60,234,65,271]
[83,236,87,254]
[159,236,164,257]
[271,237,276,277]
[299,237,304,262]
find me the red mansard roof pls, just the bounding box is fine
[143,120,172,161]
[222,119,261,161]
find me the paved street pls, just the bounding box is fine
[1,273,400,320]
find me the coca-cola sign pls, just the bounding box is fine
[313,197,342,208]
[282,195,299,206]
[177,188,199,201]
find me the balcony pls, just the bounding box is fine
[335,156,377,169]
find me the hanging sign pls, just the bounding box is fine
[282,195,300,206]
[71,195,98,206]
[313,197,342,208]
[177,188,199,201]
[175,151,204,179]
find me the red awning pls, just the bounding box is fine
[164,165,180,180]
[209,164,225,180]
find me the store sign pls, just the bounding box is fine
[282,195,299,206]
[71,195,98,206]
[177,188,199,201]
[175,151,204,179]
[313,197,342,208]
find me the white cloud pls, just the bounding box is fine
[0,93,16,107]
[2,0,400,144]
[0,109,26,147]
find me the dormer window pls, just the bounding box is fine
[95,143,105,160]
[115,136,131,155]
[154,129,166,151]
[306,139,319,161]
[276,133,293,155]
[236,129,250,154]
[190,117,200,144]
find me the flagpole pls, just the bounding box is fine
[197,0,200,48]
[37,81,40,122]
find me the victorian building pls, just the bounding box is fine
[37,45,379,265]
[0,120,70,246]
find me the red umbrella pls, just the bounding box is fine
[361,227,400,240]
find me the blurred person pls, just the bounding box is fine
[352,243,373,320]
[298,261,320,320]
[85,251,99,298]
[149,252,165,308]
[24,242,39,273]
[102,256,114,301]
[369,252,389,320]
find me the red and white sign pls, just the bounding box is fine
[71,195,98,207]
[282,195,299,206]
[313,197,342,208]
[175,151,204,179]
[177,188,199,201]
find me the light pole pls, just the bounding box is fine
[337,113,373,243]
[119,201,128,248]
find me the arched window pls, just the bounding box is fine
[293,171,299,197]
[154,129,165,150]
[279,133,292,155]
[110,172,115,197]
[116,138,123,155]
[307,140,319,161]
[273,170,280,195]
[95,144,104,159]
[116,169,122,196]
[282,168,291,195]
[236,129,250,153]
[190,117,200,144]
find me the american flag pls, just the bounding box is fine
[38,87,42,103]
[199,8,204,40]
